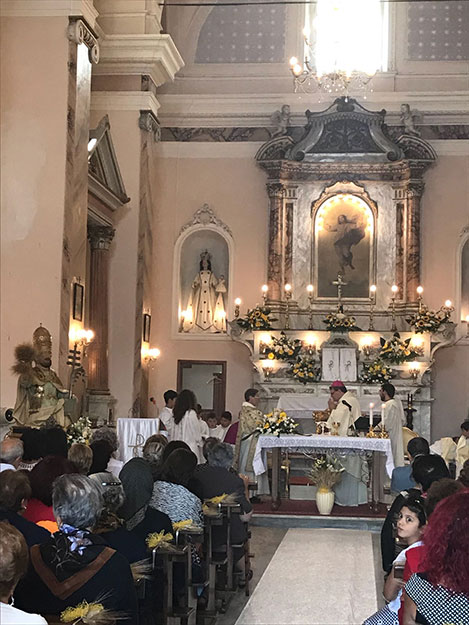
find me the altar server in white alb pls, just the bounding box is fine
[326,380,361,435]
[378,383,406,468]
[326,381,367,506]
[159,389,178,433]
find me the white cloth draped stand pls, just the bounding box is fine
[117,418,160,463]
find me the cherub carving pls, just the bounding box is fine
[270,104,291,137]
[400,103,422,137]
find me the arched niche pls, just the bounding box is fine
[311,184,377,300]
[173,205,234,338]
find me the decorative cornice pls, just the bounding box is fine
[68,19,99,64]
[91,91,160,116]
[138,111,161,142]
[0,0,98,26]
[93,34,184,87]
[87,224,115,250]
[179,204,233,238]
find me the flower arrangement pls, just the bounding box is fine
[323,307,360,332]
[308,455,344,491]
[360,360,394,384]
[265,331,302,361]
[406,306,452,334]
[256,409,299,437]
[236,305,276,331]
[66,415,92,446]
[379,332,419,364]
[290,357,321,384]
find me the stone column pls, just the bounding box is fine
[405,183,424,302]
[266,183,285,301]
[87,225,115,417]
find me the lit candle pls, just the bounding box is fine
[391,284,398,295]
[370,284,377,298]
[444,299,452,308]
[284,283,292,293]
[306,284,313,293]
[369,403,374,428]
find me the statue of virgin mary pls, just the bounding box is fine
[183,251,226,333]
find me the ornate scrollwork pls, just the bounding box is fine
[179,204,233,238]
[67,19,99,64]
[138,111,161,142]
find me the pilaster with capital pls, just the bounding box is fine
[405,182,424,302]
[87,225,115,393]
[266,183,285,301]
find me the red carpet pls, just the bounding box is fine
[253,499,387,518]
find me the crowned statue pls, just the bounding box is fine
[12,325,71,427]
[183,250,227,333]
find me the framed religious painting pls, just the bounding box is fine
[143,313,151,342]
[72,282,84,321]
[313,193,376,300]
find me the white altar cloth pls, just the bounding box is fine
[117,418,160,463]
[277,394,382,414]
[253,434,394,478]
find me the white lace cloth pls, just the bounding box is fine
[253,434,394,477]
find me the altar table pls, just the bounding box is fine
[276,394,382,421]
[253,434,394,510]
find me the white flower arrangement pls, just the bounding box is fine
[256,409,299,437]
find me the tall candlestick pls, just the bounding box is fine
[307,284,314,330]
[261,284,268,306]
[284,284,292,330]
[416,286,424,313]
[369,403,374,428]
[234,298,241,318]
[369,284,376,331]
[390,285,398,331]
[381,404,385,432]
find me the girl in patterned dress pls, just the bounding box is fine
[403,490,469,625]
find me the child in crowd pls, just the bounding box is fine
[364,495,426,625]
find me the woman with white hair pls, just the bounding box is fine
[14,474,137,623]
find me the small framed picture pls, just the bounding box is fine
[72,283,84,321]
[143,313,151,342]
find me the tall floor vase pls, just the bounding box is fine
[316,487,335,515]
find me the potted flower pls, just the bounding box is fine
[265,331,302,361]
[308,455,344,515]
[236,305,276,331]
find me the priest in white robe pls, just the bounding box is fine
[377,383,406,468]
[326,381,367,507]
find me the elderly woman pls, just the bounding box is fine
[0,470,50,547]
[14,474,138,623]
[150,448,202,525]
[23,456,77,533]
[68,442,93,475]
[189,442,252,563]
[0,522,47,624]
[89,471,148,563]
[142,434,167,480]
[90,427,123,476]
[119,458,173,541]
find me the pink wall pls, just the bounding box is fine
[148,155,268,415]
[1,17,69,407]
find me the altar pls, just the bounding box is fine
[254,434,394,510]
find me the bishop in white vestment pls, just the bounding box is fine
[326,381,367,507]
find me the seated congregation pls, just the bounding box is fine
[0,422,253,625]
[0,390,468,625]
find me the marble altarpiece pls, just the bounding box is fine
[229,97,456,442]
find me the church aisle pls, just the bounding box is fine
[235,528,378,625]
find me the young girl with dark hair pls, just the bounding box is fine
[364,495,427,625]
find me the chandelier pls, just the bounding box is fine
[289,35,376,97]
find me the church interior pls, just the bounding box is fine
[1,1,469,624]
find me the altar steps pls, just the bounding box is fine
[251,499,387,532]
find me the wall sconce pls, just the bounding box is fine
[410,334,425,355]
[234,298,242,318]
[69,327,95,348]
[261,359,275,378]
[259,332,272,355]
[408,362,420,380]
[304,333,317,355]
[142,346,161,363]
[261,284,268,306]
[360,336,374,359]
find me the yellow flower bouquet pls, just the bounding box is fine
[237,305,276,331]
[256,409,299,436]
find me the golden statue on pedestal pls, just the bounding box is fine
[12,325,70,428]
